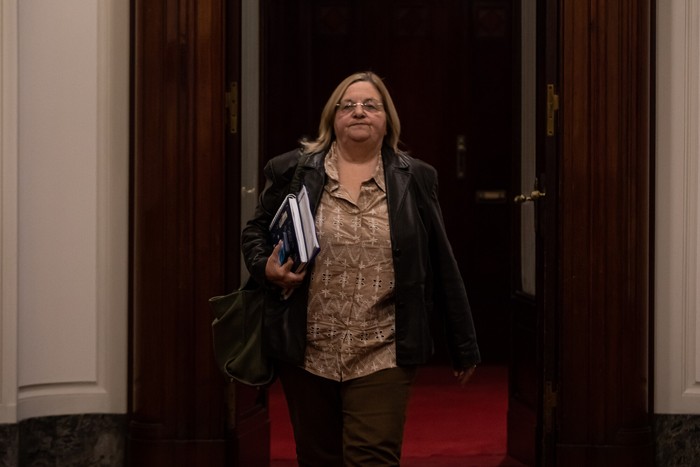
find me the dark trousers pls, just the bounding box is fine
[276,363,417,467]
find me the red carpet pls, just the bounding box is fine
[270,364,525,466]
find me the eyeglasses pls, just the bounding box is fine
[335,100,384,114]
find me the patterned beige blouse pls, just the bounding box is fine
[302,146,397,381]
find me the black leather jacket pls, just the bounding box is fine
[241,147,480,370]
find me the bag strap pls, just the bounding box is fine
[288,149,309,195]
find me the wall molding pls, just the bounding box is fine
[17,383,111,420]
[93,0,129,416]
[11,0,128,420]
[0,0,19,424]
[655,0,700,413]
[691,0,700,395]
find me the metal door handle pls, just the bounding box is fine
[514,190,546,203]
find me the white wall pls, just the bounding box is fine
[0,0,129,422]
[655,0,700,414]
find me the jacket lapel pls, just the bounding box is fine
[300,147,412,220]
[299,151,327,214]
[383,149,412,223]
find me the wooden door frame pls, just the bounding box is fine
[556,0,654,464]
[128,0,655,464]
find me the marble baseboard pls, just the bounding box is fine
[0,424,19,467]
[3,412,693,465]
[0,414,125,467]
[655,414,700,467]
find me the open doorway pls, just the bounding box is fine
[255,0,538,464]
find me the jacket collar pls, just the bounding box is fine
[300,145,413,216]
[382,147,411,217]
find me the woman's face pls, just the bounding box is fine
[333,81,387,150]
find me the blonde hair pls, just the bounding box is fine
[300,71,401,154]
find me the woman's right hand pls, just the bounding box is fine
[265,241,306,291]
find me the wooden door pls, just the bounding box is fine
[556,0,654,464]
[130,0,271,466]
[223,2,272,466]
[507,0,559,465]
[507,0,538,462]
[130,0,230,465]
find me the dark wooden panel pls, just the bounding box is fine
[130,0,269,465]
[131,0,227,438]
[558,0,653,464]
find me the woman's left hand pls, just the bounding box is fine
[265,241,306,290]
[454,366,477,386]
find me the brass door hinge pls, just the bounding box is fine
[546,84,559,137]
[543,380,558,433]
[225,81,238,134]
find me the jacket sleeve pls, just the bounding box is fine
[414,162,481,369]
[240,150,301,286]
